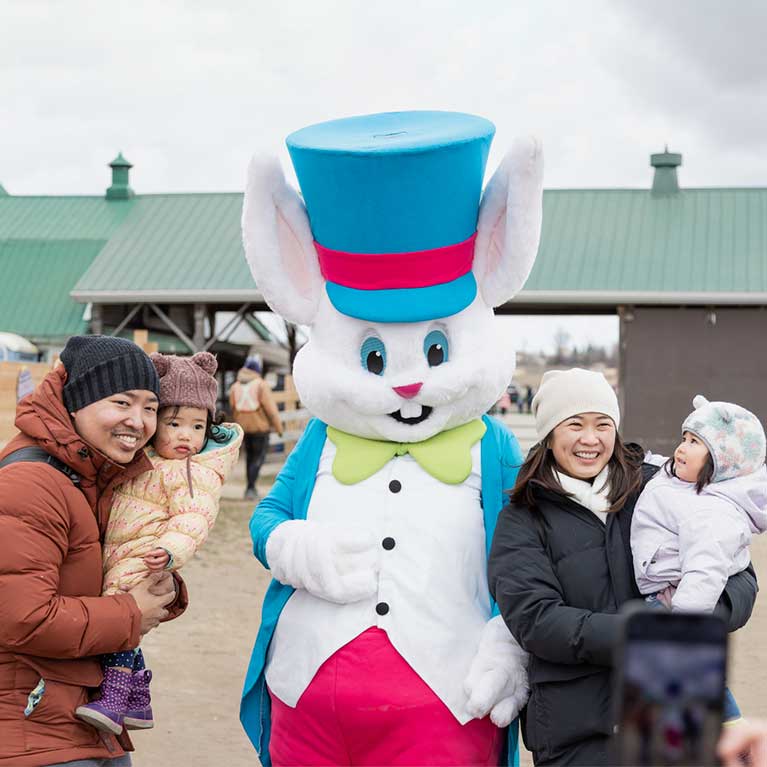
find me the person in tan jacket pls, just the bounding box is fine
[0,335,187,767]
[229,355,283,500]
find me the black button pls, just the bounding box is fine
[388,480,402,493]
[376,602,389,616]
[77,447,90,459]
[382,537,396,550]
[642,561,647,567]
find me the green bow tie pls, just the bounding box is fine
[326,420,487,485]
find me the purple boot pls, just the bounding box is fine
[124,669,154,730]
[75,666,132,735]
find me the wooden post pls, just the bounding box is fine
[193,303,206,352]
[132,329,159,355]
[282,374,298,453]
[90,303,104,335]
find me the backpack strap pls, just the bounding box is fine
[0,446,82,488]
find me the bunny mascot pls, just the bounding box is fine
[240,111,543,767]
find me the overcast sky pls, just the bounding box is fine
[3,0,765,352]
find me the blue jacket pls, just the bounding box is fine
[240,415,524,766]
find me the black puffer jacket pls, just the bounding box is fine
[488,462,758,766]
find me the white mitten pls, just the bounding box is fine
[265,519,379,604]
[463,615,529,727]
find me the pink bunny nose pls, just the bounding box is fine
[393,382,423,399]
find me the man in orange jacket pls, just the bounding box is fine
[0,336,188,767]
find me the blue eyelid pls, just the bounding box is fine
[423,330,449,363]
[360,336,387,375]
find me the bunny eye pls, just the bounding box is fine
[360,337,386,376]
[423,330,449,367]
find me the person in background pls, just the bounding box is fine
[525,385,534,414]
[0,335,186,767]
[229,355,283,500]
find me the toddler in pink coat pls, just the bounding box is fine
[76,352,243,736]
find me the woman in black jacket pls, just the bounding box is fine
[488,369,757,766]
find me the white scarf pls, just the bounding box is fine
[554,465,612,522]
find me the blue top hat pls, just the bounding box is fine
[286,111,495,322]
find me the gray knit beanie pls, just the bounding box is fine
[532,368,620,441]
[61,335,160,412]
[682,395,766,482]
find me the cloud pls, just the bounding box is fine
[618,0,767,88]
[1,0,765,194]
[608,0,767,184]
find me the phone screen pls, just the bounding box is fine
[613,611,727,767]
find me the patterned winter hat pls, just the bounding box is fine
[150,352,218,416]
[682,395,766,482]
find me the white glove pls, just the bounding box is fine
[463,615,529,727]
[265,519,379,604]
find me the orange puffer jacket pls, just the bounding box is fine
[0,367,188,767]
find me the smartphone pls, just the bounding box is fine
[611,609,728,767]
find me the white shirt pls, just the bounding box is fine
[265,438,488,723]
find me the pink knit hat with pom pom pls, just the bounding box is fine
[150,352,218,416]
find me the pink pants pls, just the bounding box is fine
[269,627,502,766]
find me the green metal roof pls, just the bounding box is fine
[72,193,258,302]
[0,240,97,340]
[519,187,767,305]
[0,196,135,239]
[4,180,767,345]
[73,186,767,306]
[0,195,136,342]
[110,153,133,169]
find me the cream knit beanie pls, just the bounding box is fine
[532,368,620,441]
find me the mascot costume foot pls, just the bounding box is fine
[239,111,543,767]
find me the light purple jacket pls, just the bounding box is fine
[631,465,767,613]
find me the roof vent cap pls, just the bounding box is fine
[106,152,134,200]
[650,146,682,196]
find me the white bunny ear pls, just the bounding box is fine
[241,155,323,325]
[473,137,544,308]
[693,395,710,409]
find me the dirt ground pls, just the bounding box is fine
[132,459,767,767]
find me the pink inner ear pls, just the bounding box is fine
[485,209,506,280]
[277,208,314,300]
